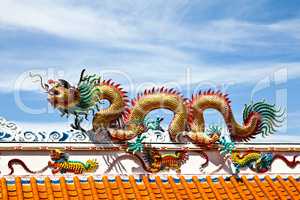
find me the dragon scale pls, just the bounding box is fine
[188,91,262,142]
[108,88,189,140]
[92,79,129,129]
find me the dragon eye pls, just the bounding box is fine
[54,90,60,95]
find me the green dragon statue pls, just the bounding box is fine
[144,117,164,132]
[126,134,147,154]
[218,136,236,156]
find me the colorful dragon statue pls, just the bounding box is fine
[7,149,98,175]
[48,149,98,174]
[231,151,300,174]
[142,148,189,173]
[31,69,284,145]
[105,148,189,173]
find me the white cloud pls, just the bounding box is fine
[0,0,299,53]
[0,61,299,93]
[0,0,300,93]
[269,19,300,40]
[0,0,135,42]
[0,0,192,56]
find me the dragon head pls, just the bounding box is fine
[256,153,274,171]
[50,149,69,162]
[29,72,80,111]
[85,159,99,172]
[47,79,80,110]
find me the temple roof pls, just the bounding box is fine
[1,175,300,199]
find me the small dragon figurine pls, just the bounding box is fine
[231,152,272,174]
[143,148,189,173]
[231,151,300,174]
[144,117,164,132]
[48,149,98,174]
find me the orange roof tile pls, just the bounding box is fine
[0,175,299,200]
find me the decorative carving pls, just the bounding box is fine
[0,129,89,142]
[231,151,300,174]
[143,148,189,173]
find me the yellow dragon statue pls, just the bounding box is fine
[30,69,284,145]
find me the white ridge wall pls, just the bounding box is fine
[0,143,299,177]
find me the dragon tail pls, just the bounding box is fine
[187,90,284,143]
[8,159,49,175]
[104,154,144,173]
[231,100,285,141]
[272,154,300,168]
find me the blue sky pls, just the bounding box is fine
[0,0,299,142]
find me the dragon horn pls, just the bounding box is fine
[58,79,71,89]
[29,72,49,91]
[78,69,86,85]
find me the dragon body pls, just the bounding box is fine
[7,159,49,175]
[48,160,98,174]
[32,69,284,145]
[122,148,189,173]
[48,149,98,174]
[143,148,189,173]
